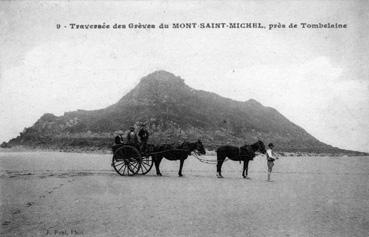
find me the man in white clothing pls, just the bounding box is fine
[266,143,278,181]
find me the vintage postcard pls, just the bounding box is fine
[1,1,368,236]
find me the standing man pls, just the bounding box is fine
[266,143,278,182]
[138,124,149,152]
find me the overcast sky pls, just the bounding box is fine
[1,0,368,152]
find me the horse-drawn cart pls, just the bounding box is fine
[111,139,266,178]
[111,144,153,176]
[111,140,206,176]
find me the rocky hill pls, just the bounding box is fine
[2,70,365,155]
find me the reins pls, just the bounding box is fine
[146,148,188,156]
[192,151,219,164]
[192,151,265,165]
[146,149,264,165]
[144,142,266,165]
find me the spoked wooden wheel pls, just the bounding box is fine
[112,145,141,176]
[138,155,153,175]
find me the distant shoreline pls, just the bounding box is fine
[1,146,367,157]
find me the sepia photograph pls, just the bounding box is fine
[1,1,368,236]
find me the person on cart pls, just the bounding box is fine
[114,130,124,145]
[112,130,124,167]
[126,126,139,147]
[138,123,149,152]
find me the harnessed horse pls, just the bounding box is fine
[216,140,266,178]
[152,139,206,177]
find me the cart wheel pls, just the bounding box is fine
[112,146,141,176]
[138,155,153,175]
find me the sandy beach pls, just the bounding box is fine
[1,151,368,237]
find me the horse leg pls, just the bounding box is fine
[178,159,184,177]
[154,155,163,176]
[243,160,250,179]
[216,153,225,178]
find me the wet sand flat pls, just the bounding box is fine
[1,151,369,237]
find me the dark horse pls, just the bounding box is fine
[152,139,206,177]
[216,140,266,178]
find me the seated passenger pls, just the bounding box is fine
[138,124,149,152]
[114,130,124,145]
[126,126,138,145]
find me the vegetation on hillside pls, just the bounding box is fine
[2,70,366,155]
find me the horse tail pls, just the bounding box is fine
[216,147,227,161]
[216,145,224,153]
